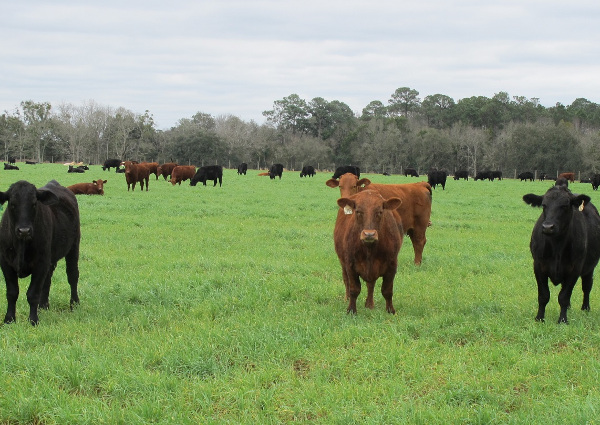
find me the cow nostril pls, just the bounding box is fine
[542,223,555,234]
[17,227,32,238]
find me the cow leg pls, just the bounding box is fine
[557,282,576,324]
[408,229,426,265]
[65,248,80,308]
[26,269,49,326]
[346,270,361,314]
[381,266,397,314]
[340,264,350,301]
[534,267,550,322]
[145,178,149,191]
[39,262,57,309]
[581,272,594,311]
[364,281,375,309]
[2,265,19,323]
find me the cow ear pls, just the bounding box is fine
[337,198,356,211]
[383,197,402,210]
[357,178,371,188]
[0,190,9,205]
[92,181,97,185]
[103,180,107,184]
[523,194,543,207]
[325,179,340,188]
[36,190,59,205]
[572,194,591,208]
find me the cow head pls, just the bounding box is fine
[337,191,402,243]
[326,173,371,198]
[0,181,59,241]
[93,179,107,195]
[523,186,591,236]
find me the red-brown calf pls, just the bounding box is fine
[158,162,178,181]
[123,161,150,191]
[67,179,107,195]
[327,173,432,265]
[170,166,196,185]
[334,190,403,314]
[558,172,575,183]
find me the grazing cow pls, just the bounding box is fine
[523,185,600,323]
[491,170,503,180]
[158,162,178,181]
[67,165,85,173]
[474,171,491,181]
[454,170,469,180]
[190,165,223,187]
[269,163,284,179]
[124,161,150,191]
[518,171,534,182]
[170,165,196,185]
[332,165,360,179]
[404,168,419,177]
[428,170,447,190]
[558,172,575,183]
[326,173,432,265]
[25,161,36,165]
[538,172,550,181]
[67,179,107,195]
[4,163,19,171]
[300,165,316,178]
[592,174,600,190]
[334,190,403,314]
[102,158,122,172]
[140,162,160,180]
[237,163,248,175]
[0,180,80,325]
[8,157,16,164]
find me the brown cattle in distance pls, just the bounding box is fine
[170,166,196,185]
[326,173,432,265]
[157,162,178,181]
[140,162,159,180]
[334,190,403,314]
[67,179,107,195]
[558,172,575,183]
[123,161,150,191]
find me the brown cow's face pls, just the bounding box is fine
[332,173,372,198]
[93,179,107,195]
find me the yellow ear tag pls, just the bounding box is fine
[344,205,353,215]
[579,201,585,212]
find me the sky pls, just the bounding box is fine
[2,0,600,129]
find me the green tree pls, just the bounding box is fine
[388,87,420,117]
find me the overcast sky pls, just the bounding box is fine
[2,0,599,129]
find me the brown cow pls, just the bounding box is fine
[170,166,196,185]
[558,172,575,183]
[123,161,150,191]
[326,173,432,265]
[67,179,107,195]
[334,190,403,314]
[158,162,178,181]
[140,162,159,180]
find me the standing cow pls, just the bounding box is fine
[190,165,223,187]
[523,185,600,323]
[404,168,419,177]
[518,172,534,182]
[332,165,360,179]
[453,170,469,180]
[102,158,122,172]
[428,170,447,190]
[0,180,81,325]
[334,190,403,314]
[300,165,316,178]
[269,163,284,179]
[170,165,196,185]
[237,163,248,175]
[124,161,150,191]
[158,162,178,181]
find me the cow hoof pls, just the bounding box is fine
[535,316,545,323]
[558,317,569,324]
[582,304,590,311]
[386,307,396,314]
[39,302,49,310]
[4,316,15,324]
[29,317,39,326]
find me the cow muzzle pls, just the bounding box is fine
[542,223,555,235]
[16,226,33,240]
[361,230,378,243]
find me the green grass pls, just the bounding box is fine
[1,165,600,424]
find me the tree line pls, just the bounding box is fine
[2,89,600,176]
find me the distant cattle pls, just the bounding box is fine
[67,165,85,173]
[102,158,122,172]
[592,174,600,190]
[518,172,534,182]
[190,165,223,187]
[140,162,159,180]
[170,165,196,185]
[326,173,432,265]
[257,172,270,176]
[523,185,600,323]
[4,163,19,171]
[555,177,569,188]
[474,171,491,181]
[25,161,36,165]
[491,171,503,180]
[538,173,550,181]
[428,170,447,190]
[269,163,284,179]
[332,165,360,179]
[453,170,469,180]
[333,190,403,314]
[157,162,178,181]
[7,157,16,164]
[67,179,107,195]
[237,163,248,175]
[404,168,419,177]
[558,172,575,183]
[300,165,316,178]
[124,161,150,191]
[0,180,80,325]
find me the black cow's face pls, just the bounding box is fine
[523,186,591,236]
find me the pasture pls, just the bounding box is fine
[1,165,600,424]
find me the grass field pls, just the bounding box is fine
[1,164,600,424]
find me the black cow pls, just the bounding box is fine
[474,171,491,181]
[592,174,600,190]
[269,163,284,179]
[523,185,600,323]
[454,170,469,180]
[25,160,36,165]
[0,180,81,325]
[518,172,534,182]
[190,165,223,187]
[68,165,85,173]
[237,163,248,175]
[404,168,419,177]
[332,165,360,179]
[538,172,550,181]
[428,170,447,190]
[4,163,19,171]
[102,158,122,172]
[491,171,503,180]
[8,157,16,164]
[300,165,316,178]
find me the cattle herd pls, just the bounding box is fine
[1,160,599,325]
